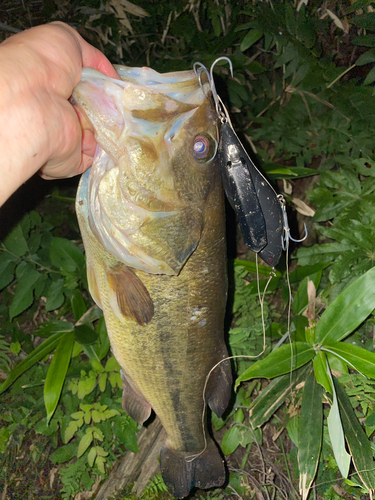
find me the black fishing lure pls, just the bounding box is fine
[218,119,284,267]
[194,58,284,267]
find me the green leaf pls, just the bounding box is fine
[71,289,87,321]
[9,269,41,319]
[0,253,17,290]
[64,420,80,444]
[81,344,101,363]
[315,266,375,345]
[234,259,282,277]
[250,366,309,428]
[356,48,375,66]
[352,158,375,177]
[29,210,42,226]
[45,279,65,312]
[240,29,263,51]
[298,371,323,500]
[35,416,59,437]
[77,375,97,399]
[323,343,375,379]
[334,377,375,491]
[326,351,348,376]
[221,426,242,455]
[97,317,110,360]
[233,409,244,424]
[288,263,331,284]
[266,166,315,179]
[0,332,65,394]
[105,356,121,372]
[292,62,310,87]
[211,14,221,37]
[364,66,375,85]
[96,455,106,474]
[91,425,104,441]
[284,2,296,36]
[98,372,107,392]
[109,371,122,389]
[313,351,332,393]
[75,325,99,346]
[287,416,299,447]
[113,418,138,453]
[87,446,97,467]
[235,342,315,389]
[352,34,375,47]
[327,373,351,479]
[296,5,315,48]
[50,443,77,464]
[44,331,75,423]
[75,305,103,326]
[77,432,93,458]
[95,446,108,457]
[50,237,84,273]
[27,232,41,254]
[34,321,74,338]
[246,60,266,75]
[90,357,104,373]
[3,224,28,256]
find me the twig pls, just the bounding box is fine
[0,22,21,33]
[161,10,173,45]
[327,64,356,89]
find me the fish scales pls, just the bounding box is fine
[73,66,232,498]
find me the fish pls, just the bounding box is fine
[72,65,232,498]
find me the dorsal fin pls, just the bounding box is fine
[106,264,154,326]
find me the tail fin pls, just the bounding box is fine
[160,438,226,499]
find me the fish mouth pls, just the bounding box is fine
[74,66,218,275]
[80,66,210,105]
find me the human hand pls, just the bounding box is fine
[0,22,119,205]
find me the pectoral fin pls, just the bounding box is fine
[106,264,154,326]
[121,370,152,424]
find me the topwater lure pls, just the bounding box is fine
[194,58,284,268]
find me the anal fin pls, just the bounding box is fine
[160,438,226,499]
[121,370,152,424]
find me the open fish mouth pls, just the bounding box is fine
[73,67,218,275]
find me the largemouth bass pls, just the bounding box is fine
[73,65,232,498]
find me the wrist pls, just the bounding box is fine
[0,45,53,204]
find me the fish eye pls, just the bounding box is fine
[192,134,217,163]
[193,136,209,158]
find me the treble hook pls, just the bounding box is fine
[193,62,207,76]
[193,57,233,121]
[193,62,211,96]
[209,56,233,119]
[278,195,308,250]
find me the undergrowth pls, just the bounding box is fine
[1,1,375,499]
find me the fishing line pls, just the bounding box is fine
[185,263,275,463]
[187,59,308,463]
[185,205,307,464]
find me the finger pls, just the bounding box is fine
[80,41,119,79]
[51,22,119,79]
[82,128,96,159]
